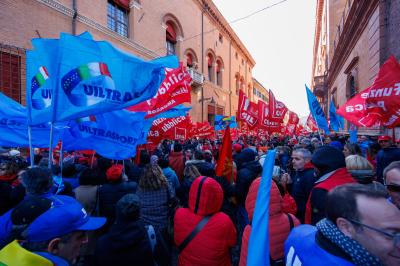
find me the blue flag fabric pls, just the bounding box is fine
[215,116,238,130]
[329,99,344,132]
[349,124,358,144]
[26,49,54,125]
[305,85,330,134]
[247,149,277,266]
[0,93,59,148]
[31,32,178,124]
[62,110,146,160]
[152,104,191,120]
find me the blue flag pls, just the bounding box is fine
[215,115,238,130]
[152,104,191,120]
[247,149,277,266]
[62,110,146,160]
[349,123,358,144]
[0,93,59,147]
[305,85,330,134]
[31,32,178,123]
[26,49,54,125]
[329,99,344,132]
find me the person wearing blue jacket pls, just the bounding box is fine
[376,135,400,183]
[285,183,400,266]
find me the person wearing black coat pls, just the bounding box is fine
[98,165,137,229]
[376,137,400,183]
[95,194,155,266]
[234,148,262,205]
[285,148,316,223]
[185,150,215,177]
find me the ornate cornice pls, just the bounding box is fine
[327,0,379,87]
[35,0,159,59]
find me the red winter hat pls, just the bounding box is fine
[233,143,242,153]
[378,135,391,142]
[106,164,123,182]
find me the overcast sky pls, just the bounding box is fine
[213,0,316,117]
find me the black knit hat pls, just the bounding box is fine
[312,146,346,176]
[116,194,140,221]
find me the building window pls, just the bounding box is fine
[216,60,223,87]
[186,53,193,68]
[107,1,129,37]
[207,53,214,82]
[253,88,256,95]
[166,22,177,56]
[0,48,23,103]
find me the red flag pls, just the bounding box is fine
[258,100,269,128]
[268,91,288,122]
[238,90,258,128]
[288,111,300,125]
[337,56,400,128]
[215,126,234,183]
[147,115,190,144]
[128,63,192,118]
[306,113,319,132]
[364,56,400,128]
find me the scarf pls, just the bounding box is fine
[317,218,382,266]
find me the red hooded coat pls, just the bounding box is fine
[174,176,236,266]
[239,178,300,265]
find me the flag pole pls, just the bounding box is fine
[48,122,54,169]
[28,125,34,167]
[59,141,63,179]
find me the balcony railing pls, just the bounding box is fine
[187,68,204,87]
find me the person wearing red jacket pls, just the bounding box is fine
[239,178,300,266]
[305,146,355,225]
[174,176,236,266]
[169,143,185,182]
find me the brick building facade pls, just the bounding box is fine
[0,0,256,123]
[311,0,400,134]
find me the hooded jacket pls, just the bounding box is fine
[94,220,154,266]
[174,176,236,266]
[235,149,262,205]
[239,178,300,265]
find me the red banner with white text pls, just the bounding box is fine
[128,63,192,118]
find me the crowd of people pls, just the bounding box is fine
[0,132,399,266]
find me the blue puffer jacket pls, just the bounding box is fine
[285,225,354,266]
[376,146,400,183]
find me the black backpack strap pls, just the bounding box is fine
[286,213,294,230]
[178,215,211,253]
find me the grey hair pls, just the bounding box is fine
[383,161,400,182]
[293,148,312,160]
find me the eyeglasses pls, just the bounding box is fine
[348,218,400,248]
[385,184,400,193]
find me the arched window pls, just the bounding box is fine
[207,53,214,82]
[166,21,177,55]
[186,53,193,68]
[185,50,198,69]
[216,59,223,87]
